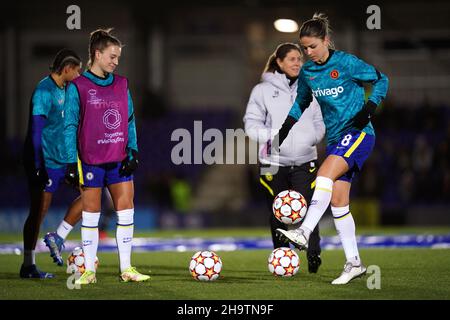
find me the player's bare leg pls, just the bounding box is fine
[108,181,134,211]
[63,195,83,226]
[82,187,102,212]
[24,190,52,253]
[21,190,55,278]
[44,195,82,266]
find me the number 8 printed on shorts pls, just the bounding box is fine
[341,134,352,146]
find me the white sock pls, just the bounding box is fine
[81,211,100,272]
[299,176,333,238]
[116,208,134,272]
[332,205,360,265]
[56,220,73,240]
[23,250,35,267]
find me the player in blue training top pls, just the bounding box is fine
[274,13,389,285]
[64,29,149,285]
[21,49,82,278]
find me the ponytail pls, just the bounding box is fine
[263,42,302,75]
[50,49,81,74]
[299,12,334,49]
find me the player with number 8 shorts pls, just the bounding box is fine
[273,12,389,285]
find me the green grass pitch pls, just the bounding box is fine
[1,248,449,300]
[1,227,449,300]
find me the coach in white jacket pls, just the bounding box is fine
[244,43,326,273]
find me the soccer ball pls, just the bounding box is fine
[268,247,300,277]
[272,189,307,225]
[66,247,99,274]
[189,250,222,281]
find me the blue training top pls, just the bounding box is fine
[27,76,67,169]
[288,50,389,145]
[64,70,138,164]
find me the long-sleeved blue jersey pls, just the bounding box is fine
[64,71,138,164]
[24,76,67,169]
[288,50,389,145]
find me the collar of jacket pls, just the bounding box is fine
[261,71,297,94]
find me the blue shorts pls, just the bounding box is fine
[326,131,375,182]
[45,166,67,193]
[79,162,133,188]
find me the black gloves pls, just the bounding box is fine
[351,101,377,130]
[269,116,297,154]
[119,149,138,177]
[65,163,79,188]
[32,167,49,188]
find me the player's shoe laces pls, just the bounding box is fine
[307,253,322,273]
[43,232,65,266]
[331,262,367,285]
[19,264,55,279]
[120,267,151,282]
[275,228,308,250]
[75,271,97,285]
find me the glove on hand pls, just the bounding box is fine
[119,150,138,177]
[65,163,79,188]
[351,100,377,130]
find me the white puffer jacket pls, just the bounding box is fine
[244,71,325,166]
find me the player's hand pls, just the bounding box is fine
[268,138,278,155]
[350,101,377,130]
[261,140,272,157]
[65,163,79,188]
[119,150,138,177]
[272,115,297,153]
[33,167,49,188]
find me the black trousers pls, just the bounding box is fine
[259,162,321,255]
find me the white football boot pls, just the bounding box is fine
[331,262,367,285]
[275,228,308,250]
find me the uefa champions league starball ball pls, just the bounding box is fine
[268,247,300,277]
[66,247,99,274]
[272,190,308,225]
[189,250,222,281]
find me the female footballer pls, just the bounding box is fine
[275,13,389,284]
